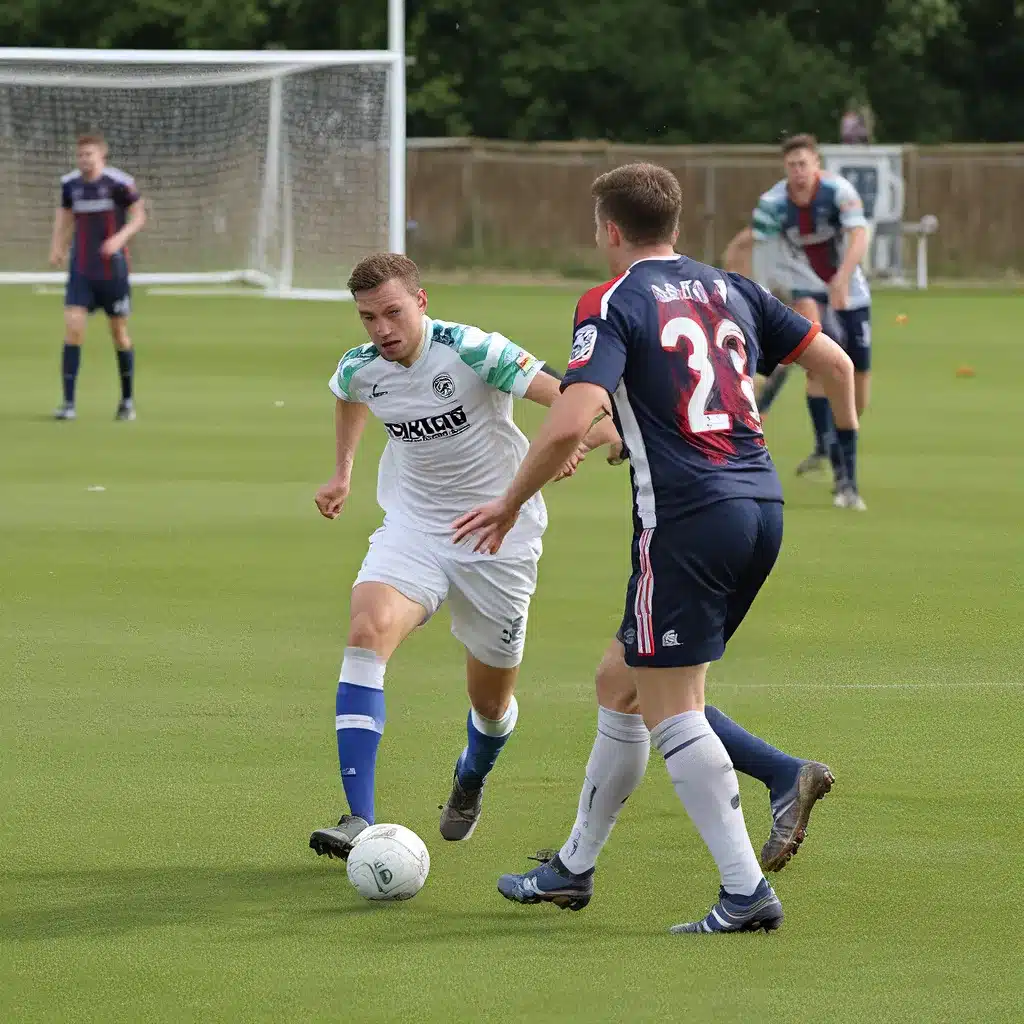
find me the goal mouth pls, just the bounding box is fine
[0,47,407,299]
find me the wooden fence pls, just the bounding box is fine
[406,140,1024,280]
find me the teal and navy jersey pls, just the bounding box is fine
[752,173,870,308]
[562,255,819,528]
[60,167,140,280]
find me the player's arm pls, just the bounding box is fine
[49,187,73,267]
[830,179,869,310]
[723,227,753,275]
[738,274,858,431]
[453,312,628,552]
[316,355,372,520]
[101,198,146,258]
[794,334,857,430]
[315,398,370,520]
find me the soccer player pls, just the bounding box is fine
[49,134,146,421]
[454,163,857,933]
[308,253,620,861]
[749,134,872,510]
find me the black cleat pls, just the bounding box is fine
[309,814,369,861]
[761,762,835,872]
[439,769,484,841]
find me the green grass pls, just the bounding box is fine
[1,284,1022,1023]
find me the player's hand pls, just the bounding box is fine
[100,237,123,258]
[48,248,64,268]
[606,440,628,465]
[451,497,520,555]
[553,445,586,482]
[828,276,850,312]
[315,477,350,520]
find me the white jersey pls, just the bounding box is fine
[329,315,548,551]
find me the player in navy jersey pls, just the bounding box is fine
[454,163,857,933]
[49,134,146,421]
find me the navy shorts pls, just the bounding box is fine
[618,498,784,668]
[791,293,872,373]
[65,272,132,318]
[834,307,871,372]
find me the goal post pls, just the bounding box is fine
[0,30,406,300]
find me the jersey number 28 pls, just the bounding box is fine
[660,317,761,434]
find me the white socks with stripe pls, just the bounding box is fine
[559,707,651,874]
[651,710,763,896]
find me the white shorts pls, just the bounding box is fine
[353,522,541,669]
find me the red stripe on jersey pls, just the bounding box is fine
[781,322,821,365]
[574,274,626,326]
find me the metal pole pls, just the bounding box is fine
[387,0,406,253]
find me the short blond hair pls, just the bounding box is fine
[591,163,682,246]
[347,252,421,295]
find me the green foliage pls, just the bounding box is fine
[1,0,1020,141]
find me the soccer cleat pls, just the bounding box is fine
[669,879,783,934]
[115,399,136,421]
[497,851,593,911]
[833,486,867,511]
[54,403,77,421]
[795,452,827,476]
[439,768,484,841]
[761,761,835,872]
[309,814,369,861]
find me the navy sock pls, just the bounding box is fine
[456,697,519,789]
[758,364,791,414]
[62,343,81,404]
[807,395,844,482]
[704,705,801,804]
[836,428,858,490]
[116,348,134,401]
[806,395,832,456]
[335,647,386,824]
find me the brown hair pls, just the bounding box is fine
[77,133,106,149]
[781,133,819,156]
[591,163,682,246]
[347,252,421,295]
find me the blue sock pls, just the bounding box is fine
[456,696,519,789]
[116,348,134,401]
[836,427,858,490]
[62,343,81,404]
[704,705,801,805]
[758,364,791,414]
[335,647,386,824]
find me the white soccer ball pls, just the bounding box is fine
[346,824,430,902]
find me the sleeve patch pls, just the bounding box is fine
[568,324,598,369]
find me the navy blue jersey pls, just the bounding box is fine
[562,255,819,527]
[60,167,140,280]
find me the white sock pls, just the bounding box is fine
[559,707,650,874]
[651,710,763,896]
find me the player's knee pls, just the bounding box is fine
[347,609,394,657]
[110,325,132,350]
[471,690,512,722]
[64,317,85,345]
[595,648,639,714]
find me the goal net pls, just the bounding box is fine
[0,49,406,299]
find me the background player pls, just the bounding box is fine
[49,133,146,421]
[309,253,619,861]
[749,134,872,509]
[455,163,857,933]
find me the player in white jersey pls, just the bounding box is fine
[309,253,619,861]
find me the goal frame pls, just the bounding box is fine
[0,9,406,300]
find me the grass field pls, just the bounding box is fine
[2,283,1022,1023]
